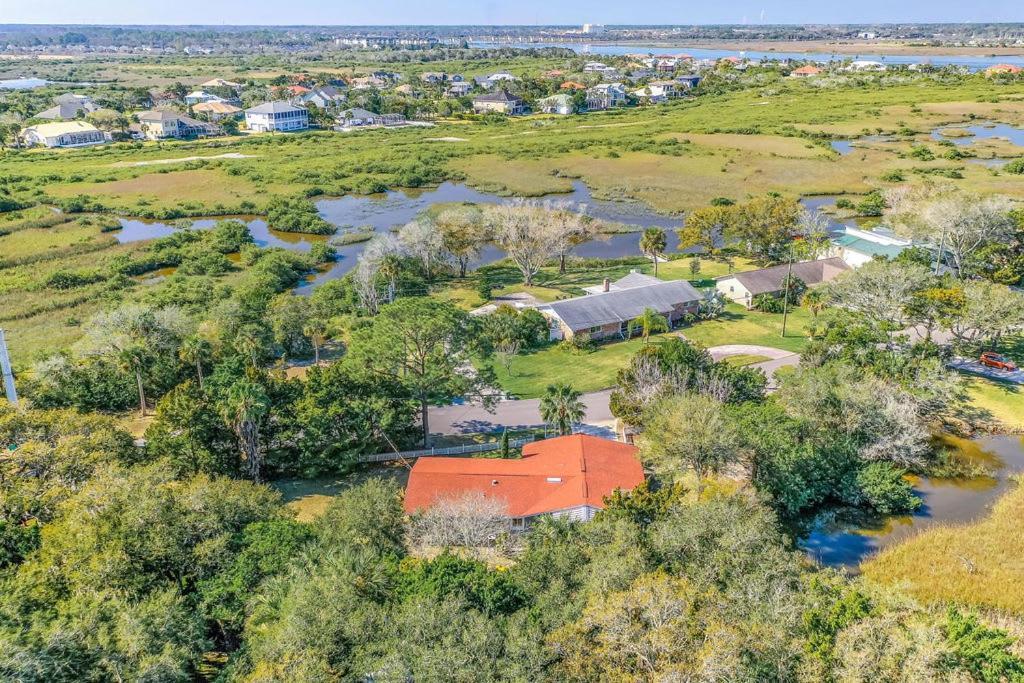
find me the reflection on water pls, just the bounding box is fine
[114,183,858,294]
[802,434,1024,571]
[930,122,1024,147]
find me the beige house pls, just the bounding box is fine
[715,257,849,307]
[472,90,525,115]
[191,101,242,121]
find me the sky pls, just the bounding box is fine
[3,0,1023,26]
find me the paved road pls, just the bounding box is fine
[428,344,802,436]
[948,357,1024,385]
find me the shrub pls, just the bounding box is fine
[265,196,335,235]
[752,293,784,313]
[309,242,338,264]
[1004,158,1024,175]
[880,170,905,182]
[856,462,921,514]
[856,191,885,217]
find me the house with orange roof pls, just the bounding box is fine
[404,434,645,528]
[560,81,586,91]
[790,65,824,78]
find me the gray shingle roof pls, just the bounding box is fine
[546,280,702,331]
[612,272,663,290]
[245,101,307,114]
[719,257,850,296]
[473,90,522,103]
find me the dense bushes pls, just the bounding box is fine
[265,195,335,234]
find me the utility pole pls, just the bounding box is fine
[780,247,795,339]
[933,225,948,276]
[0,329,17,406]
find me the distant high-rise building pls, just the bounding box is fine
[582,24,606,35]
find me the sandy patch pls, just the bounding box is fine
[113,152,254,167]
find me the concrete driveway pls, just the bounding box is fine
[948,357,1024,385]
[707,344,801,386]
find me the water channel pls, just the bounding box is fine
[802,434,1024,570]
[114,180,862,293]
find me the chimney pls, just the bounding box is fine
[602,278,610,292]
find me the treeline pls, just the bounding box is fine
[2,408,1022,681]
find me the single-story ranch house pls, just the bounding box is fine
[715,257,850,307]
[336,107,405,127]
[21,121,108,148]
[403,434,644,529]
[826,226,913,267]
[541,273,702,341]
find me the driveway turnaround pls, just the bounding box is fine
[707,344,801,386]
[429,344,802,436]
[948,357,1024,385]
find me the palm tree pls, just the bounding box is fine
[219,380,270,482]
[628,307,670,345]
[803,288,827,321]
[179,335,211,388]
[539,383,585,436]
[639,227,667,276]
[303,320,328,365]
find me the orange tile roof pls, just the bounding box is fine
[792,65,823,75]
[560,81,586,90]
[404,434,644,518]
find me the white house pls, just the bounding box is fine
[586,83,628,110]
[633,81,680,104]
[336,108,405,127]
[537,93,574,115]
[244,101,309,133]
[848,60,887,72]
[184,90,228,106]
[826,226,914,268]
[293,86,347,110]
[21,121,108,148]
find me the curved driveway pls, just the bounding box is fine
[428,345,800,436]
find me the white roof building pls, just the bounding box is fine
[22,121,108,148]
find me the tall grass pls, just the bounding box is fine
[862,476,1024,615]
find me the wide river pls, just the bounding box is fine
[471,41,1024,71]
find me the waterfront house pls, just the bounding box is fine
[293,86,347,110]
[790,65,824,78]
[190,101,242,121]
[336,108,406,127]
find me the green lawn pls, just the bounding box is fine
[965,377,1024,430]
[490,304,813,398]
[682,303,814,354]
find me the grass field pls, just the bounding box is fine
[964,378,1024,430]
[3,78,1024,222]
[862,475,1024,615]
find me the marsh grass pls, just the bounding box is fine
[862,476,1024,614]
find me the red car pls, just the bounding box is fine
[979,352,1018,372]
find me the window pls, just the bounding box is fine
[589,326,601,334]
